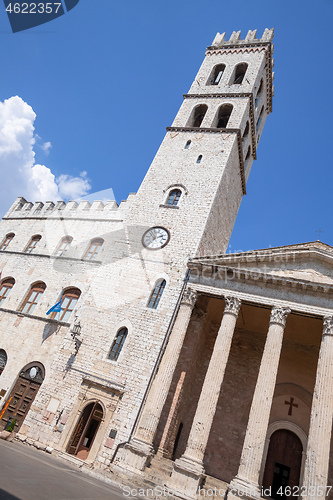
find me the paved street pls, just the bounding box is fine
[0,440,129,500]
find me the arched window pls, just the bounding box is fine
[51,288,81,322]
[147,279,166,309]
[0,278,15,307]
[233,63,248,84]
[55,236,73,257]
[166,189,182,206]
[215,104,233,129]
[242,121,249,139]
[84,238,104,261]
[245,146,251,162]
[25,235,41,254]
[188,104,208,128]
[207,64,226,85]
[20,282,46,315]
[0,233,14,251]
[196,155,203,164]
[185,140,191,149]
[255,79,264,108]
[108,327,128,361]
[257,106,264,131]
[0,349,7,375]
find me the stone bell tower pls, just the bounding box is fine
[117,27,274,473]
[124,28,274,261]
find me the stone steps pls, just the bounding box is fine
[55,450,89,469]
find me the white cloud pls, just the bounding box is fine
[57,171,91,200]
[41,141,52,155]
[0,96,91,215]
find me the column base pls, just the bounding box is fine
[115,437,154,473]
[228,476,263,500]
[156,446,173,460]
[165,455,204,499]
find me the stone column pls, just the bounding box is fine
[301,316,333,500]
[119,288,197,472]
[167,296,241,497]
[229,306,290,500]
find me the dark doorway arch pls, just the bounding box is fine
[67,402,104,460]
[262,429,303,499]
[0,362,45,432]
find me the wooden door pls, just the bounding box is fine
[262,429,303,499]
[67,402,103,460]
[0,377,40,431]
[67,403,93,455]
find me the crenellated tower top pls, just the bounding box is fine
[210,28,274,47]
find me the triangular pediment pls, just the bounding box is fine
[190,242,333,287]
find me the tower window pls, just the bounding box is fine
[185,140,191,149]
[55,236,73,257]
[50,288,81,322]
[243,121,249,139]
[20,282,46,315]
[147,279,166,309]
[215,104,233,128]
[0,233,15,251]
[108,327,128,361]
[233,63,248,85]
[188,104,208,128]
[84,238,104,261]
[0,349,7,375]
[255,78,264,108]
[207,64,226,85]
[24,235,41,254]
[256,106,264,131]
[166,189,182,206]
[0,278,15,307]
[196,155,203,164]
[245,146,251,161]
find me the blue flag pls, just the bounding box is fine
[46,291,63,316]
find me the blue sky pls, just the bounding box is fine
[0,0,332,253]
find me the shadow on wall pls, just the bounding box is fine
[0,488,22,500]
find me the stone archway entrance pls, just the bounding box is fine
[262,429,303,499]
[67,402,104,460]
[0,362,45,432]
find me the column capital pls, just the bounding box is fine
[323,315,333,336]
[181,287,197,308]
[224,296,241,317]
[270,306,291,327]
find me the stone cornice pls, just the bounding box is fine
[189,242,333,267]
[166,126,246,195]
[0,306,70,326]
[71,365,125,393]
[183,93,257,160]
[2,216,124,222]
[206,41,270,51]
[188,283,333,319]
[0,249,102,265]
[188,262,333,298]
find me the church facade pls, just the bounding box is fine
[0,28,332,500]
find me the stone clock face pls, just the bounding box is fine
[142,227,170,250]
